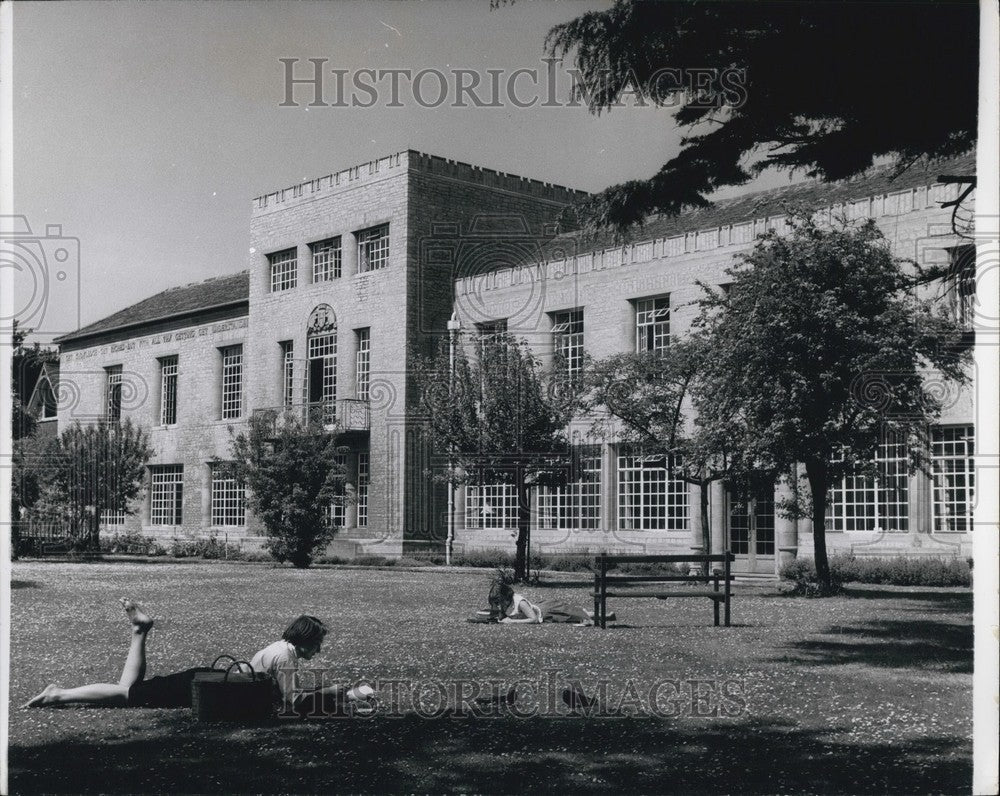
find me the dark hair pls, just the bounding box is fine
[282,615,327,648]
[487,569,515,619]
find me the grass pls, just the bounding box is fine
[9,561,973,794]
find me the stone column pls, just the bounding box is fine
[343,231,358,276]
[298,244,310,288]
[710,481,726,555]
[601,443,616,537]
[775,473,798,571]
[200,463,212,536]
[689,482,705,554]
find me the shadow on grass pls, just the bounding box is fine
[9,712,969,794]
[12,580,43,589]
[775,617,973,673]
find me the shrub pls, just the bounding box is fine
[779,555,971,590]
[100,530,166,557]
[168,536,242,560]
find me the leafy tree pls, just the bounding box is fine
[230,412,348,568]
[416,333,576,581]
[543,0,977,235]
[585,340,754,568]
[38,419,153,550]
[692,213,971,590]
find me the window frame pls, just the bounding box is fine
[356,223,390,273]
[310,237,342,283]
[149,464,184,527]
[159,355,178,426]
[268,248,298,292]
[220,345,243,420]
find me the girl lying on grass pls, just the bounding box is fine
[476,570,614,626]
[22,601,374,716]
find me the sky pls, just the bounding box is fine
[11,0,801,344]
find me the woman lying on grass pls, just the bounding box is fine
[480,570,614,626]
[22,601,374,715]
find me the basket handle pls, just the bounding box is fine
[211,654,240,670]
[223,660,258,682]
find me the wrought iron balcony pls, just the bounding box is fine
[252,400,370,434]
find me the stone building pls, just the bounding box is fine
[52,149,978,572]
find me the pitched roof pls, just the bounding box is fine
[56,270,249,345]
[541,150,977,259]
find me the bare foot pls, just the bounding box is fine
[22,684,59,708]
[120,598,153,632]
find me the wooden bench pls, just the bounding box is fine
[592,553,735,628]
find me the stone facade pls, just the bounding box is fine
[53,149,977,569]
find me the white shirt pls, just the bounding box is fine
[507,593,543,623]
[250,640,300,705]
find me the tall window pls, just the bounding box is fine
[210,462,245,527]
[311,237,342,283]
[634,295,670,353]
[947,245,976,328]
[828,437,909,532]
[357,452,370,527]
[357,224,390,272]
[328,452,348,528]
[280,341,295,408]
[617,449,688,531]
[932,425,975,532]
[307,331,337,423]
[159,356,178,425]
[150,465,184,526]
[466,484,518,530]
[355,328,371,401]
[100,510,127,528]
[552,309,584,383]
[220,345,243,420]
[538,445,602,530]
[105,365,123,422]
[476,319,507,340]
[268,248,298,292]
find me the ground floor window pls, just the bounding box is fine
[100,510,128,528]
[537,445,602,530]
[329,452,348,528]
[617,449,688,531]
[210,462,245,528]
[828,437,909,532]
[932,425,974,532]
[729,486,775,556]
[357,452,369,527]
[150,465,184,526]
[466,483,518,530]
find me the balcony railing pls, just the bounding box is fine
[252,400,370,434]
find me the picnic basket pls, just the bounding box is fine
[191,655,274,722]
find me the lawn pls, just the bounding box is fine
[9,561,973,794]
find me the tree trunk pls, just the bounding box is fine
[804,458,832,590]
[514,475,530,582]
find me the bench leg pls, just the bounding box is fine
[724,597,730,627]
[714,598,720,627]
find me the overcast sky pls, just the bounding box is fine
[12,0,800,344]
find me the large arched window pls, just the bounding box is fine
[306,304,337,424]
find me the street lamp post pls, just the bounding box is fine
[445,312,461,566]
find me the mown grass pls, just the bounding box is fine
[9,561,973,794]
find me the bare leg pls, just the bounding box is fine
[118,600,153,689]
[22,598,153,708]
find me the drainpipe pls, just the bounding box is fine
[445,312,461,565]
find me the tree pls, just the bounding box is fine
[230,412,348,568]
[584,340,754,568]
[692,212,971,590]
[416,333,576,581]
[544,1,978,236]
[38,419,153,550]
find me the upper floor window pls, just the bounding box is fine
[357,224,390,272]
[220,345,243,419]
[551,309,584,383]
[476,318,507,341]
[355,328,370,401]
[159,356,178,425]
[105,365,123,422]
[268,248,298,292]
[311,237,342,283]
[947,245,976,329]
[280,341,295,408]
[634,295,670,353]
